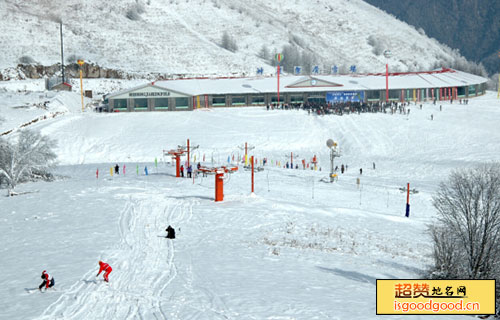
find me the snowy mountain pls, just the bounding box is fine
[0,0,475,77]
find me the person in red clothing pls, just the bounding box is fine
[96,261,112,282]
[39,270,55,291]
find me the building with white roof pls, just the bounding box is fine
[105,68,488,112]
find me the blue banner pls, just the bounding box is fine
[326,91,365,102]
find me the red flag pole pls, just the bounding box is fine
[251,156,254,193]
[385,63,389,102]
[277,65,280,105]
[187,139,190,169]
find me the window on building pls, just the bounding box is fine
[155,98,169,110]
[271,96,284,103]
[388,90,399,100]
[212,96,226,106]
[114,99,127,109]
[366,90,380,100]
[175,97,189,109]
[307,96,325,104]
[231,96,246,106]
[251,96,265,105]
[468,85,476,96]
[478,83,485,94]
[134,98,148,109]
[290,95,304,103]
[457,87,466,97]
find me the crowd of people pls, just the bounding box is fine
[266,100,418,116]
[266,97,461,116]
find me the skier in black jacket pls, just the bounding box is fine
[165,225,176,239]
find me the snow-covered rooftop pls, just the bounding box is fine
[108,69,488,98]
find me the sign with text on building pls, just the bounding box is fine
[377,279,496,315]
[326,91,364,102]
[112,85,189,100]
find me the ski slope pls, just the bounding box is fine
[1,89,500,319]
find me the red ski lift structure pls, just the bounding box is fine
[198,165,238,202]
[164,147,188,177]
[164,139,199,177]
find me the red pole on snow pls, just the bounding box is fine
[251,156,255,193]
[215,171,224,202]
[175,155,181,177]
[277,65,280,104]
[385,63,389,102]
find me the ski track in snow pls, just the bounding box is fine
[36,190,195,320]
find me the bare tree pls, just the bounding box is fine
[367,35,385,56]
[221,31,238,52]
[429,164,500,312]
[429,225,460,278]
[126,3,145,21]
[431,164,500,279]
[258,45,270,61]
[0,130,57,196]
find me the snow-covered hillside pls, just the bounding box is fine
[1,0,468,76]
[1,83,499,318]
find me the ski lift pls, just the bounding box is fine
[198,165,238,202]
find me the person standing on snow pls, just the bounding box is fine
[96,261,112,282]
[114,164,120,175]
[165,225,176,239]
[39,270,55,291]
[180,165,184,177]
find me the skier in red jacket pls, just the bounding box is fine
[39,270,55,291]
[96,261,112,282]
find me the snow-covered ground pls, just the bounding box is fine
[1,87,499,319]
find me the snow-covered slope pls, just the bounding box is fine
[1,0,466,76]
[1,85,499,319]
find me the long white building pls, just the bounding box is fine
[105,68,488,112]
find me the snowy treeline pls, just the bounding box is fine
[1,0,491,77]
[221,31,238,53]
[269,44,315,74]
[0,130,57,196]
[429,164,500,313]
